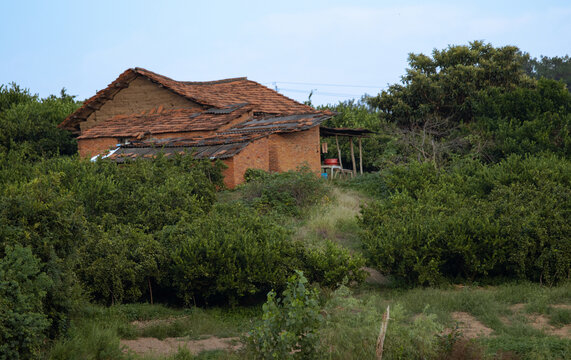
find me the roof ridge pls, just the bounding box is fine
[133,67,178,82]
[181,77,248,85]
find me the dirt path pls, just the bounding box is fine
[451,312,494,338]
[121,336,241,357]
[503,303,571,339]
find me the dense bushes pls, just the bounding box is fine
[164,203,299,305]
[360,155,570,285]
[475,78,570,159]
[0,245,51,359]
[0,85,79,160]
[242,167,328,216]
[162,201,365,305]
[0,154,224,355]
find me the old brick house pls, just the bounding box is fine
[59,68,331,188]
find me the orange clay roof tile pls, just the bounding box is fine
[77,103,251,140]
[60,68,317,132]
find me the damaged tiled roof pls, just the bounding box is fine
[60,67,317,132]
[77,103,251,140]
[224,113,330,134]
[106,132,268,162]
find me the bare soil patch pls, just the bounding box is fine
[505,303,571,338]
[121,336,241,356]
[451,312,493,338]
[527,314,571,338]
[551,304,571,310]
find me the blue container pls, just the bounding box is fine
[321,172,328,179]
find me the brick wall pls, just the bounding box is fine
[231,136,270,187]
[221,158,235,188]
[81,76,202,132]
[78,137,119,158]
[268,126,321,175]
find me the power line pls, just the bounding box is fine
[266,81,385,89]
[279,87,369,98]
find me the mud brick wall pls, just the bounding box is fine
[225,136,270,188]
[268,126,320,175]
[81,76,202,132]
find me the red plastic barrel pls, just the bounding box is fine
[324,158,339,165]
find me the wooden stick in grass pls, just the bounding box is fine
[376,305,390,360]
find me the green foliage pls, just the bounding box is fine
[360,155,571,285]
[383,305,443,360]
[302,241,366,287]
[77,224,165,305]
[164,202,303,305]
[0,83,36,114]
[0,245,52,360]
[0,171,87,337]
[248,271,322,359]
[240,167,328,217]
[47,319,126,360]
[475,78,571,159]
[336,173,390,199]
[0,86,79,159]
[368,41,531,128]
[363,41,571,164]
[524,54,571,91]
[244,168,271,183]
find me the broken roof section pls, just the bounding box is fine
[224,113,330,134]
[60,67,317,132]
[77,103,252,140]
[99,111,331,163]
[106,132,268,162]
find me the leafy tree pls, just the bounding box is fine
[366,41,534,164]
[0,83,35,114]
[0,87,79,159]
[0,245,51,360]
[0,171,87,337]
[475,78,571,159]
[524,54,571,91]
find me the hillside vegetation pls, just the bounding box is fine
[0,42,570,359]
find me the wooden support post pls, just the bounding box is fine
[376,305,390,360]
[335,135,343,169]
[359,137,363,175]
[350,138,356,177]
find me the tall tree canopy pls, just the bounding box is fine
[364,41,569,164]
[524,55,571,91]
[367,41,532,130]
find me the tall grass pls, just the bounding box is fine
[293,187,364,252]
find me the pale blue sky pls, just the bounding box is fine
[1,0,569,106]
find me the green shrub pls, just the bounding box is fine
[164,203,303,305]
[77,224,165,305]
[360,155,571,285]
[241,166,328,217]
[0,245,52,360]
[0,86,79,160]
[336,172,390,199]
[248,271,322,359]
[302,241,367,287]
